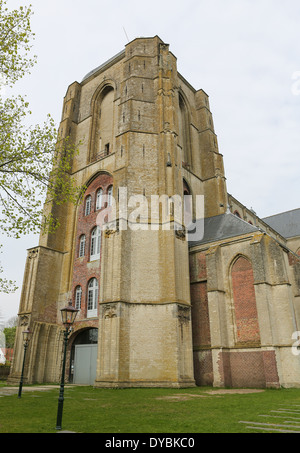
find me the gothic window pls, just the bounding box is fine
[96,188,103,210]
[107,185,113,207]
[87,278,98,318]
[85,195,92,216]
[178,93,191,165]
[90,226,101,260]
[91,86,114,162]
[79,235,86,257]
[75,286,82,310]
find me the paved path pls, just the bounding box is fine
[240,404,300,433]
[0,384,76,397]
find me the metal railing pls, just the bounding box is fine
[93,147,110,162]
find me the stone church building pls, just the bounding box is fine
[9,36,300,388]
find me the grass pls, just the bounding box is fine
[1,383,300,433]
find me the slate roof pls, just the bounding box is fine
[262,209,300,239]
[81,50,125,82]
[188,211,259,246]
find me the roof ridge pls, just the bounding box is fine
[81,49,125,82]
[263,207,300,219]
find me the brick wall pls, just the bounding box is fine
[231,256,261,345]
[219,350,279,388]
[190,251,210,347]
[71,173,113,320]
[191,282,210,347]
[189,251,281,388]
[193,350,213,386]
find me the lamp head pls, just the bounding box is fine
[22,328,31,345]
[60,303,79,327]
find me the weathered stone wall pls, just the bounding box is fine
[189,231,300,388]
[10,35,299,390]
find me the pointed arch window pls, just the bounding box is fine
[91,86,114,162]
[90,226,101,260]
[87,278,98,318]
[85,195,92,216]
[79,235,86,258]
[75,286,82,310]
[178,93,191,165]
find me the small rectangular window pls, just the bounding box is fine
[107,186,113,207]
[75,287,82,310]
[96,189,103,210]
[85,195,91,216]
[90,226,101,261]
[79,235,86,257]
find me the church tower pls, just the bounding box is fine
[9,36,227,388]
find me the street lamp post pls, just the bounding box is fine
[18,328,32,398]
[56,303,78,431]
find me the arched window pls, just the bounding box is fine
[79,235,86,258]
[107,185,113,207]
[231,256,260,345]
[91,86,114,162]
[75,286,82,310]
[96,188,103,210]
[87,278,98,318]
[90,226,101,260]
[178,93,190,165]
[233,210,241,218]
[85,195,92,216]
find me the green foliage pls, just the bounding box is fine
[0,0,36,86]
[0,95,83,238]
[3,326,16,348]
[0,1,84,292]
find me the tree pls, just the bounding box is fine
[0,1,36,86]
[0,1,83,292]
[0,96,82,238]
[3,326,16,349]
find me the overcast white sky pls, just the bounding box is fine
[1,0,300,321]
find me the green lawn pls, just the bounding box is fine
[1,383,300,433]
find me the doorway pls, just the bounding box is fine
[70,328,98,385]
[73,344,97,385]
